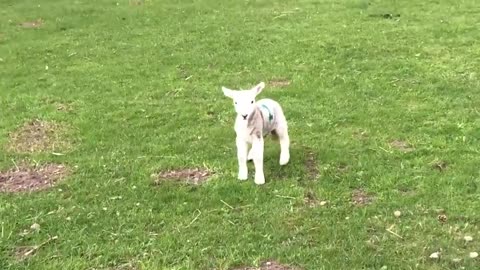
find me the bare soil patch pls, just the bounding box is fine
[152,168,212,185]
[431,160,448,172]
[231,260,301,270]
[269,79,291,88]
[176,65,192,80]
[368,13,401,20]
[13,235,58,261]
[55,102,73,112]
[19,19,43,28]
[40,97,75,112]
[303,190,319,207]
[304,148,318,180]
[389,139,414,152]
[438,214,448,223]
[351,188,375,206]
[0,163,69,193]
[397,187,416,196]
[352,129,369,140]
[107,261,139,270]
[337,163,349,174]
[7,119,71,153]
[14,246,34,261]
[206,110,215,117]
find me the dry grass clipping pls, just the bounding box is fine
[269,79,291,88]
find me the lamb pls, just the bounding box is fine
[222,82,290,185]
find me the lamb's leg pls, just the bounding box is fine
[279,131,290,165]
[251,136,265,185]
[236,137,248,180]
[247,147,254,161]
[275,114,290,166]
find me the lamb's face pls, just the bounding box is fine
[231,91,257,120]
[222,82,265,120]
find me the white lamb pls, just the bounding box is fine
[222,82,290,185]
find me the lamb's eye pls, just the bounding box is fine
[251,101,254,104]
[234,102,237,104]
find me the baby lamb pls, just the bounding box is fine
[222,82,290,185]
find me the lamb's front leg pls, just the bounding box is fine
[236,137,248,180]
[251,136,265,185]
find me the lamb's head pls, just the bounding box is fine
[222,82,265,120]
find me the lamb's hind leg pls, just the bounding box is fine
[277,128,290,165]
[275,111,290,166]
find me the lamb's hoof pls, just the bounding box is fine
[279,153,290,165]
[238,171,248,181]
[254,174,265,185]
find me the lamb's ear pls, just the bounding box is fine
[252,82,265,96]
[222,87,235,99]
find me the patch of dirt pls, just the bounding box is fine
[19,19,43,28]
[7,119,71,153]
[269,79,291,88]
[13,235,58,261]
[40,97,74,112]
[0,163,69,193]
[337,164,349,174]
[303,190,319,207]
[389,139,414,152]
[176,65,192,80]
[368,13,401,19]
[55,102,73,112]
[13,246,36,261]
[231,260,301,270]
[397,187,416,196]
[352,129,368,140]
[438,214,448,223]
[107,261,139,270]
[304,149,318,180]
[351,189,375,206]
[153,168,212,185]
[431,160,448,172]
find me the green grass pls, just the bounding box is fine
[1,0,480,269]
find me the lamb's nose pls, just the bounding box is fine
[242,114,248,120]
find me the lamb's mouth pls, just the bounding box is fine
[241,114,248,120]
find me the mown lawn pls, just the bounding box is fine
[1,0,480,269]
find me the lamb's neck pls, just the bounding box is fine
[234,107,261,135]
[247,106,262,127]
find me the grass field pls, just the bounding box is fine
[1,0,480,269]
